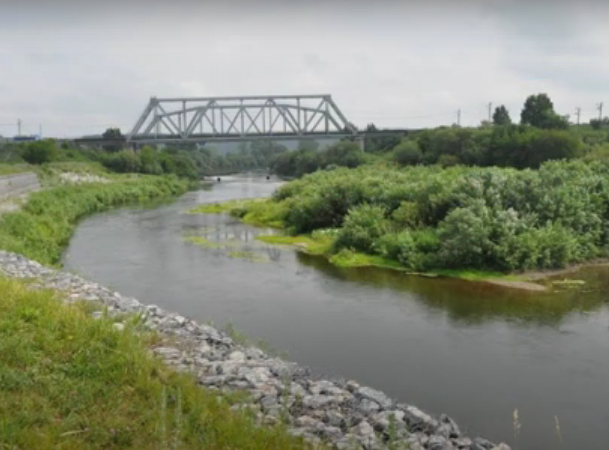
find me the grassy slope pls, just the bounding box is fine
[0,174,190,266]
[192,199,530,283]
[0,277,310,450]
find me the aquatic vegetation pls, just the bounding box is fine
[227,251,269,262]
[189,198,266,215]
[183,236,224,249]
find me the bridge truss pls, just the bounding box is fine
[127,95,359,144]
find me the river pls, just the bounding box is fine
[63,173,609,450]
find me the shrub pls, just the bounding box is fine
[20,140,59,165]
[392,140,422,166]
[334,204,389,253]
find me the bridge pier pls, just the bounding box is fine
[355,136,365,152]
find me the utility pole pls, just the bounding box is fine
[488,102,492,123]
[597,102,604,121]
[457,109,461,127]
[39,124,42,138]
[17,119,22,137]
[575,107,581,125]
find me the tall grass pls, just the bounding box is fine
[0,175,190,266]
[0,277,312,449]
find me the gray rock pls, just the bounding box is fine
[302,394,337,409]
[452,437,473,448]
[335,434,363,450]
[358,399,381,414]
[490,445,511,450]
[428,435,455,450]
[401,405,439,432]
[440,413,462,438]
[295,415,320,428]
[473,437,496,450]
[325,410,346,428]
[112,322,125,331]
[354,420,374,437]
[356,386,393,409]
[320,425,343,441]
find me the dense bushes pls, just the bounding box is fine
[389,125,583,169]
[20,140,59,164]
[254,160,609,272]
[270,141,367,177]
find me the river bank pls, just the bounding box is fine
[0,249,510,450]
[189,199,571,292]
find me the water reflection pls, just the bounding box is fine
[294,253,609,326]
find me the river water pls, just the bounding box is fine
[63,174,609,450]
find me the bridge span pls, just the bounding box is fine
[74,94,415,149]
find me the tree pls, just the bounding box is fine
[492,105,511,126]
[520,94,568,129]
[20,139,59,164]
[590,117,609,130]
[102,128,124,152]
[392,140,422,166]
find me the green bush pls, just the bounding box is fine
[334,204,389,253]
[257,160,609,272]
[392,140,422,166]
[20,140,59,165]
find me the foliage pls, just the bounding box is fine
[334,204,390,253]
[270,140,366,177]
[99,147,199,179]
[590,117,609,130]
[20,139,59,164]
[0,277,311,450]
[237,160,609,273]
[101,127,124,152]
[392,140,422,166]
[492,105,512,126]
[488,125,582,168]
[520,93,569,129]
[0,175,189,266]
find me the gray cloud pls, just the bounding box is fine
[0,0,608,136]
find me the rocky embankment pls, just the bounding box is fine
[0,250,510,450]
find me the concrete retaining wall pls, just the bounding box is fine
[0,173,40,201]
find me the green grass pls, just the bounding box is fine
[0,277,312,450]
[430,269,526,282]
[189,198,266,215]
[0,163,31,176]
[256,234,333,255]
[0,174,190,266]
[190,198,286,228]
[183,236,224,249]
[227,251,269,262]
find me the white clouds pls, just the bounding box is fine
[0,1,608,136]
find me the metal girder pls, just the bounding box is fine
[127,95,358,143]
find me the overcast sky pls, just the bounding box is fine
[1,0,608,137]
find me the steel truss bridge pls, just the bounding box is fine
[73,95,413,148]
[127,94,359,144]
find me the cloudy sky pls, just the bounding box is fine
[1,0,608,137]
